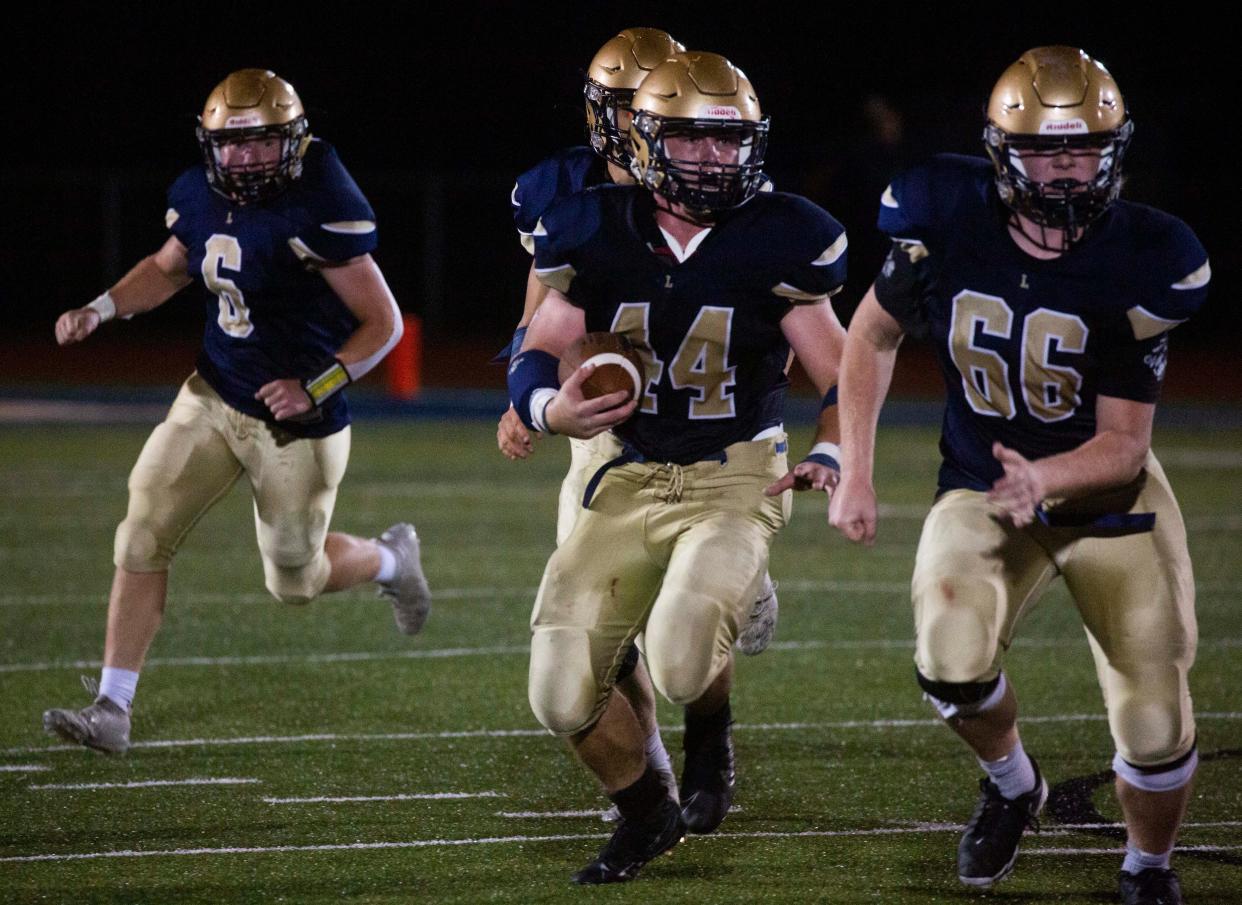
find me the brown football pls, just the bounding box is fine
[557,332,646,405]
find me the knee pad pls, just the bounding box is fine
[1113,744,1197,793]
[528,627,605,736]
[615,644,640,683]
[263,555,329,606]
[114,518,171,572]
[917,668,1005,720]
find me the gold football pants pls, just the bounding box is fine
[529,435,790,735]
[911,452,1196,766]
[114,373,349,605]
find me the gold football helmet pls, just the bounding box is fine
[629,52,769,218]
[983,47,1133,249]
[196,69,311,204]
[584,28,685,168]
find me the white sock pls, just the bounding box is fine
[645,729,673,776]
[1122,842,1172,875]
[373,544,398,583]
[99,667,139,710]
[978,739,1038,800]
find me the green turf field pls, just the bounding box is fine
[1,420,1239,904]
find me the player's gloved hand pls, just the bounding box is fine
[498,405,538,460]
[544,363,637,439]
[255,378,314,421]
[55,308,102,346]
[987,442,1045,527]
[828,474,879,545]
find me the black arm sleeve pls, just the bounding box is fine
[872,239,933,342]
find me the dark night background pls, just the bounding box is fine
[4,3,1235,394]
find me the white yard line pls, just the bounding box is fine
[263,791,504,804]
[31,777,260,791]
[2,829,1237,864]
[498,810,607,819]
[0,764,49,772]
[1027,845,1238,856]
[7,633,1242,674]
[0,645,529,674]
[6,713,1240,758]
[5,578,1240,610]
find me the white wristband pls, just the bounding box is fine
[86,292,116,323]
[808,441,841,462]
[529,387,558,434]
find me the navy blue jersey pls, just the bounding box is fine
[511,146,608,255]
[876,154,1211,493]
[535,186,847,463]
[166,139,377,438]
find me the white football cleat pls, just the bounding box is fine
[43,678,131,755]
[376,523,432,635]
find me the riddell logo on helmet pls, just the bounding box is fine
[1039,118,1088,134]
[701,105,742,120]
[225,114,264,129]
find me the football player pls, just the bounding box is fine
[43,69,432,755]
[509,52,848,883]
[499,29,685,819]
[501,30,784,817]
[500,30,779,658]
[830,48,1209,905]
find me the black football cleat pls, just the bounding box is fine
[571,796,685,885]
[957,759,1048,887]
[1119,868,1182,905]
[679,717,736,834]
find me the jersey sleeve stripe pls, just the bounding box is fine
[320,220,376,235]
[1172,259,1211,291]
[165,208,180,229]
[880,185,899,209]
[1127,305,1187,341]
[771,281,830,303]
[288,237,328,264]
[533,263,576,294]
[812,232,848,267]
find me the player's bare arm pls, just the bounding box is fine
[55,236,192,346]
[520,288,636,438]
[988,395,1154,527]
[829,287,905,545]
[764,297,846,498]
[255,253,402,421]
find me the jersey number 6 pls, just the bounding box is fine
[202,234,255,339]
